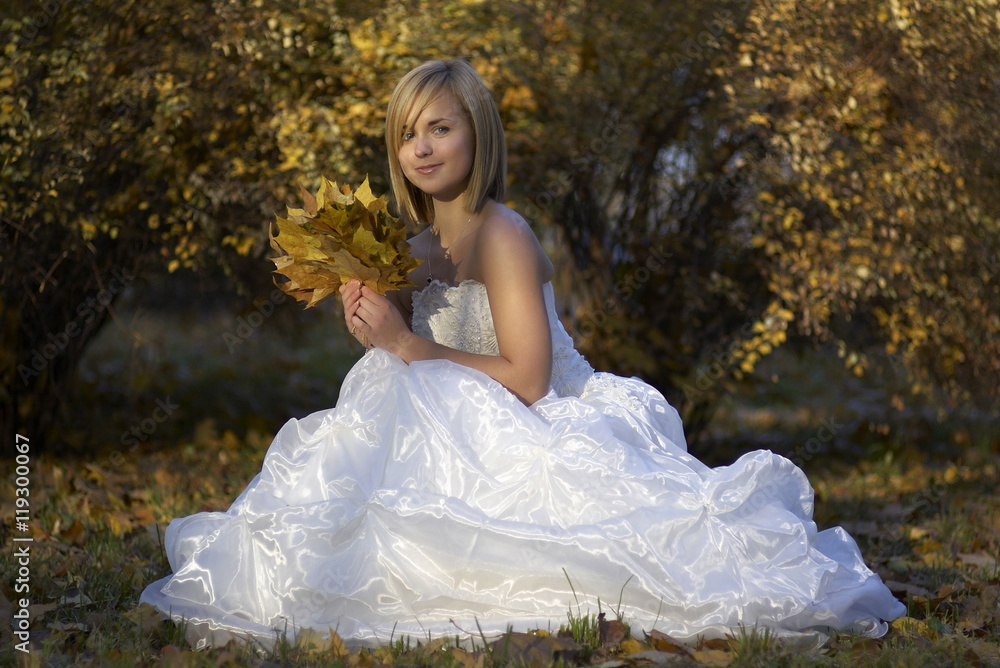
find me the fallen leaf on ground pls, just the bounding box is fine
[619,638,644,654]
[348,648,376,667]
[891,616,936,640]
[295,627,345,653]
[849,636,881,660]
[452,647,485,668]
[27,602,58,617]
[49,621,88,632]
[958,552,998,569]
[692,648,733,666]
[599,614,626,645]
[60,519,87,546]
[123,602,167,634]
[645,629,690,654]
[489,632,581,667]
[699,637,732,651]
[59,587,93,607]
[885,580,932,599]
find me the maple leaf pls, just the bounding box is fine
[270,176,421,307]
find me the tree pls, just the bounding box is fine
[3,0,997,454]
[505,0,1000,438]
[1,0,341,451]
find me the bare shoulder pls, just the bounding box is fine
[476,202,535,244]
[473,202,553,282]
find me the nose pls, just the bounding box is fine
[413,134,431,158]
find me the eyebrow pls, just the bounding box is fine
[403,116,453,134]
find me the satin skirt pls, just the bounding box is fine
[140,349,905,650]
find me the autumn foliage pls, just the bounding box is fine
[271,177,421,307]
[1,0,998,451]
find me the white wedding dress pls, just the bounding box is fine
[140,279,905,651]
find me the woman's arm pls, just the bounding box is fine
[344,213,553,405]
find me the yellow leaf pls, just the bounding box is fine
[353,175,376,208]
[620,638,644,655]
[353,226,384,259]
[106,511,130,538]
[692,648,733,666]
[349,649,376,667]
[891,616,935,639]
[295,627,332,652]
[270,176,422,307]
[328,628,349,658]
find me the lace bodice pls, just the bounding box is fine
[412,279,594,397]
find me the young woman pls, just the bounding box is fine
[141,59,904,651]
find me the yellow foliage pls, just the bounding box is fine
[891,617,936,640]
[271,177,421,306]
[3,0,998,440]
[620,638,644,654]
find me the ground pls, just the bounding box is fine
[1,306,997,666]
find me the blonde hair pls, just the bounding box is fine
[385,59,506,225]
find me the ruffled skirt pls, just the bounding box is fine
[140,350,905,650]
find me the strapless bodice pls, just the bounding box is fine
[412,280,594,397]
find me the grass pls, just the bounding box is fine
[2,304,999,666]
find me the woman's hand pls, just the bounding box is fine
[340,279,412,353]
[339,279,367,347]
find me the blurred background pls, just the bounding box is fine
[2,0,998,467]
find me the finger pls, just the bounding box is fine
[350,316,368,342]
[354,303,372,324]
[341,280,359,298]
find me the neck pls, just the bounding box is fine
[431,199,474,244]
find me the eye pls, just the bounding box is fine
[402,131,414,141]
[432,126,449,135]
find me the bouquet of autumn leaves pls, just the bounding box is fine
[270,176,421,307]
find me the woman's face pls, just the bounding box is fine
[397,91,475,204]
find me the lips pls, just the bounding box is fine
[415,164,441,175]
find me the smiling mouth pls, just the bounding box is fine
[415,164,441,175]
